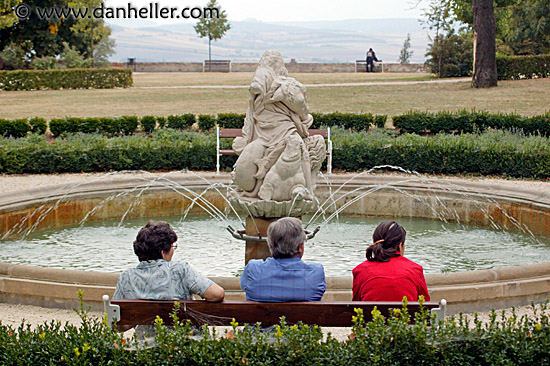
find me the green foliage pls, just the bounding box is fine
[0,118,30,138]
[425,28,473,77]
[28,117,47,134]
[0,0,22,30]
[119,116,138,135]
[0,42,27,70]
[311,112,385,131]
[398,33,414,64]
[156,116,166,129]
[167,115,188,130]
[331,128,550,178]
[217,113,245,128]
[60,41,90,68]
[0,68,132,90]
[374,115,387,128]
[140,115,156,133]
[198,114,216,131]
[2,129,549,178]
[31,56,58,70]
[496,54,550,80]
[393,110,550,136]
[1,297,550,365]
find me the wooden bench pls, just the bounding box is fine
[355,60,384,73]
[216,127,333,175]
[103,295,447,331]
[204,60,231,72]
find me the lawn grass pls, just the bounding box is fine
[0,74,548,120]
[131,72,436,87]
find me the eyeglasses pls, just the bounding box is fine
[171,242,178,249]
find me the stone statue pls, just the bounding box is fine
[230,50,326,217]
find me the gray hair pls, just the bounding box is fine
[267,217,306,259]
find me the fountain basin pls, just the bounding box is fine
[0,173,549,314]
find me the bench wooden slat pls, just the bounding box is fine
[110,299,439,330]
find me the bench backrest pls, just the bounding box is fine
[104,296,446,331]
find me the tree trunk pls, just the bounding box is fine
[472,0,497,88]
[208,37,212,72]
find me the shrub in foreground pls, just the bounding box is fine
[1,296,549,365]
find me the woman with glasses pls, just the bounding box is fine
[113,220,224,302]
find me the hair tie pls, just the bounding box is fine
[373,239,384,245]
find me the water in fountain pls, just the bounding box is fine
[1,168,549,277]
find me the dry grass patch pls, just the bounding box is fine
[0,77,547,120]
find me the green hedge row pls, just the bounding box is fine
[311,112,387,130]
[497,54,550,80]
[393,110,550,136]
[0,68,133,91]
[1,297,549,365]
[2,129,549,178]
[0,117,47,138]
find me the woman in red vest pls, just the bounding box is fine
[352,221,430,302]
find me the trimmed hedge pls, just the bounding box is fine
[1,129,549,178]
[0,118,31,138]
[198,114,216,131]
[48,116,140,137]
[0,68,133,91]
[311,112,387,130]
[217,113,246,128]
[497,54,550,80]
[1,296,550,365]
[393,110,550,136]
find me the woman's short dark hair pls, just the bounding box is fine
[133,221,177,262]
[366,221,406,262]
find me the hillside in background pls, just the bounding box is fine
[107,18,429,64]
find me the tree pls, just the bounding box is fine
[0,0,22,30]
[425,29,473,77]
[194,0,230,69]
[398,33,414,64]
[69,0,114,68]
[420,0,455,77]
[472,0,497,87]
[0,0,86,61]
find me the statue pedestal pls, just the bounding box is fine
[245,217,275,264]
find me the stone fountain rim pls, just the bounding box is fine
[0,172,549,313]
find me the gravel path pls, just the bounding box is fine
[0,171,548,337]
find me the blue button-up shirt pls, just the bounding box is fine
[240,257,326,302]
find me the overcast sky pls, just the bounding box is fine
[105,0,427,24]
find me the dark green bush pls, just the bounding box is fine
[1,129,549,178]
[311,112,380,131]
[394,110,550,136]
[48,118,66,137]
[497,54,550,80]
[0,118,30,138]
[29,117,47,135]
[99,117,120,136]
[119,116,139,135]
[0,68,133,91]
[182,113,196,128]
[140,116,156,133]
[198,114,216,131]
[374,115,387,128]
[156,116,167,129]
[167,115,187,130]
[217,113,245,128]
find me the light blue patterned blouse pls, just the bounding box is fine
[113,259,214,300]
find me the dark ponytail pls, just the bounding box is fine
[366,221,406,262]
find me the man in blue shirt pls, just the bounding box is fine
[240,217,326,302]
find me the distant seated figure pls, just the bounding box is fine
[240,217,326,302]
[366,48,378,72]
[113,221,224,302]
[352,221,430,302]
